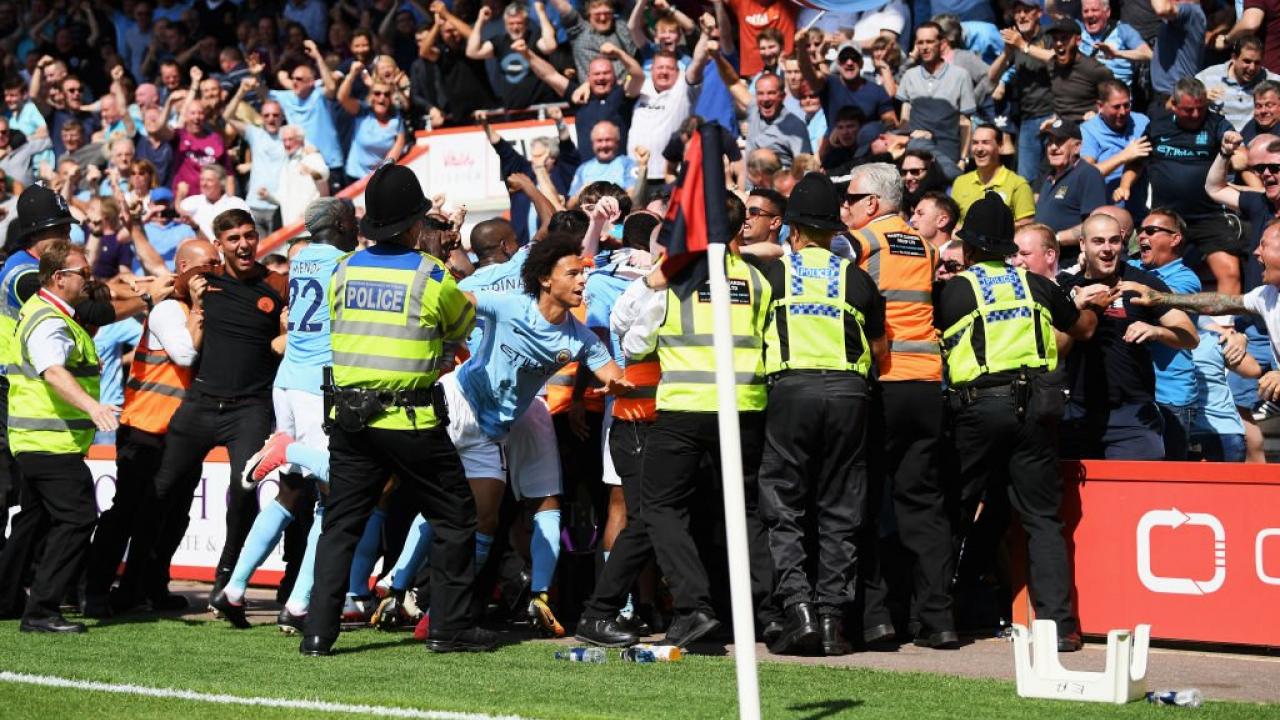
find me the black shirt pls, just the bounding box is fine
[1237,189,1276,291]
[193,267,285,397]
[1008,33,1054,117]
[490,32,559,110]
[757,249,886,370]
[572,84,637,155]
[933,264,1080,388]
[1050,55,1113,122]
[1059,264,1172,408]
[434,43,498,125]
[1144,111,1234,220]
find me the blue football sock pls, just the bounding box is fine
[347,507,385,598]
[390,515,433,591]
[225,500,293,602]
[475,532,494,569]
[530,509,561,594]
[286,504,324,615]
[286,443,330,483]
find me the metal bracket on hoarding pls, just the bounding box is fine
[1012,620,1151,704]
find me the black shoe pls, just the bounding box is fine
[820,614,852,656]
[428,626,499,653]
[863,622,896,645]
[768,603,821,656]
[148,593,189,612]
[20,615,87,634]
[664,610,720,649]
[209,589,251,629]
[635,603,667,634]
[277,607,307,634]
[81,595,113,619]
[913,629,961,649]
[108,586,145,614]
[761,620,784,646]
[615,613,650,637]
[299,635,334,656]
[207,573,230,615]
[1057,633,1082,653]
[575,617,639,647]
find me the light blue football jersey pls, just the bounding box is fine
[274,243,345,395]
[456,245,529,349]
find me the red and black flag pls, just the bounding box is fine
[658,120,732,278]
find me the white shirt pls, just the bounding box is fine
[147,298,198,367]
[1244,284,1280,365]
[179,192,251,241]
[276,149,329,227]
[27,291,76,375]
[609,278,667,359]
[628,74,702,180]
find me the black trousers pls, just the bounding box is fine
[0,453,97,619]
[85,426,166,599]
[640,411,773,618]
[0,473,49,617]
[953,393,1077,636]
[306,424,479,642]
[758,373,868,611]
[138,392,274,586]
[581,418,650,619]
[861,380,954,634]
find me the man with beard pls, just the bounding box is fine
[1059,212,1197,460]
[1034,119,1106,267]
[1197,36,1280,131]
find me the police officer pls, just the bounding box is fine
[301,164,495,656]
[757,173,887,656]
[1,240,117,633]
[935,192,1103,652]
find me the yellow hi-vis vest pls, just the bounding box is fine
[656,253,770,412]
[328,247,475,430]
[940,261,1057,386]
[8,294,101,454]
[764,245,872,377]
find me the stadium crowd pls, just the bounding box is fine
[0,0,1279,657]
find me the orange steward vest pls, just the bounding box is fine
[610,353,658,422]
[120,303,194,434]
[851,215,942,382]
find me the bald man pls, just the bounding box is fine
[83,239,221,617]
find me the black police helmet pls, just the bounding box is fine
[782,172,845,231]
[956,191,1018,256]
[12,185,76,245]
[359,164,432,241]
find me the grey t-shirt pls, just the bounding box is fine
[897,62,976,164]
[745,102,813,168]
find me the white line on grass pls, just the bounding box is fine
[0,671,529,720]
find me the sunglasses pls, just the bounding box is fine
[1137,224,1174,235]
[370,90,390,97]
[902,167,926,176]
[746,207,777,218]
[843,192,877,205]
[941,260,964,274]
[1252,163,1280,175]
[56,266,92,280]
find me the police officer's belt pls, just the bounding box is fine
[952,384,1014,405]
[336,386,435,407]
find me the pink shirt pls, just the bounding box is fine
[171,127,231,193]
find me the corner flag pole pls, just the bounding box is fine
[706,241,762,720]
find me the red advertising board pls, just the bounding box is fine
[1014,461,1280,647]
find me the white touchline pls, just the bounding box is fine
[0,671,530,720]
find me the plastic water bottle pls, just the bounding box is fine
[554,647,606,663]
[1146,689,1204,708]
[621,644,682,663]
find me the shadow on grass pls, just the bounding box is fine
[787,699,863,719]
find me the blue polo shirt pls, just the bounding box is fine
[1078,20,1146,84]
[1035,159,1106,264]
[1080,112,1150,185]
[270,88,343,169]
[569,156,639,196]
[1128,256,1200,407]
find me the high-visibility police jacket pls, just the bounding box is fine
[850,214,942,382]
[8,293,101,454]
[120,303,194,435]
[0,250,38,372]
[764,246,873,377]
[940,261,1057,386]
[328,246,475,430]
[656,253,771,413]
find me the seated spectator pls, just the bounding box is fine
[1081,80,1150,206]
[466,3,560,111]
[419,5,499,127]
[179,164,250,241]
[336,62,407,181]
[950,124,1035,225]
[1241,80,1280,142]
[570,120,637,196]
[1034,119,1106,265]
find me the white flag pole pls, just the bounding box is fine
[705,241,762,720]
[800,9,827,32]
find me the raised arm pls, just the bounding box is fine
[711,43,750,113]
[466,6,497,60]
[628,0,652,50]
[515,38,572,97]
[1119,280,1253,315]
[222,77,257,135]
[712,0,735,55]
[306,40,338,97]
[795,30,826,92]
[603,42,646,98]
[336,59,364,115]
[686,16,713,85]
[533,0,558,55]
[1206,132,1244,210]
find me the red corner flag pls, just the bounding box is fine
[659,121,730,275]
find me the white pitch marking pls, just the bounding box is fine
[0,671,530,720]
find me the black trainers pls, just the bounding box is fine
[277,607,307,634]
[209,589,251,629]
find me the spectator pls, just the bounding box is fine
[50,75,98,156]
[798,40,897,152]
[1217,0,1280,75]
[1123,78,1242,295]
[0,115,51,187]
[1043,20,1114,123]
[82,196,135,280]
[627,0,695,72]
[126,160,158,210]
[336,63,407,181]
[479,108,581,244]
[223,79,287,235]
[897,23,976,172]
[627,36,711,189]
[950,124,1035,225]
[1196,36,1280,132]
[746,147,782,192]
[724,0,797,77]
[3,76,47,142]
[523,41,644,152]
[267,40,344,186]
[741,187,785,247]
[988,0,1053,183]
[934,13,993,118]
[867,34,904,98]
[113,1,155,83]
[282,0,327,46]
[1011,222,1062,278]
[466,3,560,111]
[795,81,827,154]
[817,107,861,172]
[745,27,785,88]
[270,124,328,227]
[1190,316,1259,462]
[98,137,137,198]
[933,239,966,281]
[551,0,639,81]
[1241,80,1280,142]
[909,189,960,248]
[1034,119,1106,265]
[419,5,499,127]
[1128,207,1203,459]
[899,148,949,214]
[713,51,810,168]
[179,164,250,241]
[1081,80,1151,204]
[153,84,233,198]
[569,121,637,196]
[136,106,175,188]
[1077,0,1152,86]
[138,187,195,273]
[1060,212,1197,460]
[1150,0,1205,117]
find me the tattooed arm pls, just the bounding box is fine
[1118,281,1253,316]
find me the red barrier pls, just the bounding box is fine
[1012,461,1280,647]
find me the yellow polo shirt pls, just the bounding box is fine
[951,165,1036,225]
